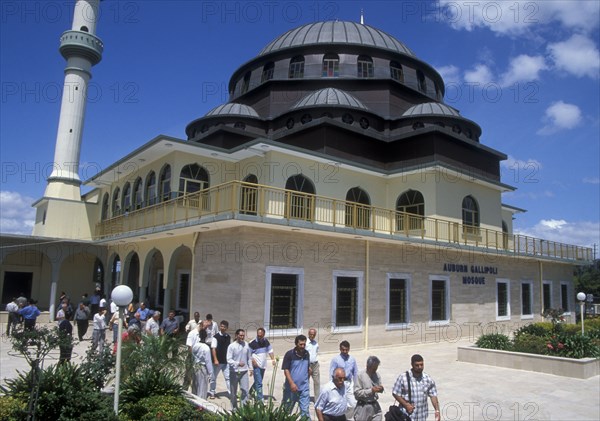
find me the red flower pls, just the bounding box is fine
[547,343,554,350]
[558,343,564,349]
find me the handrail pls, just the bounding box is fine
[95,180,594,262]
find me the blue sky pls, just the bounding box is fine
[1,0,599,251]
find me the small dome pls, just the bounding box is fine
[260,21,415,57]
[205,103,260,118]
[292,88,369,111]
[403,102,460,117]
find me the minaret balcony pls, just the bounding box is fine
[59,30,103,65]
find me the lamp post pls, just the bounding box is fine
[577,292,586,335]
[111,285,133,415]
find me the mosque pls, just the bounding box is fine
[0,0,593,351]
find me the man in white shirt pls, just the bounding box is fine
[186,311,202,332]
[5,298,20,336]
[192,328,214,399]
[92,307,107,352]
[306,327,320,400]
[227,328,253,409]
[145,311,161,336]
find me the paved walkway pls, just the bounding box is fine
[1,323,599,420]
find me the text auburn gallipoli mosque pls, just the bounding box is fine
[0,0,594,351]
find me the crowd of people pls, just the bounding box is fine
[5,293,441,420]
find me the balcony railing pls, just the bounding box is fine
[95,181,594,262]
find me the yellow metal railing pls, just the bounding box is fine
[95,181,594,262]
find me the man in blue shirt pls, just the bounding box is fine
[19,298,41,331]
[282,334,310,418]
[136,302,153,330]
[316,367,351,421]
[329,340,358,413]
[160,310,179,336]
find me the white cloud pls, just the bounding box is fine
[0,191,36,235]
[537,101,583,135]
[500,155,542,170]
[583,177,600,185]
[500,55,547,86]
[436,64,461,85]
[437,0,599,35]
[515,219,600,249]
[548,34,600,79]
[464,64,494,85]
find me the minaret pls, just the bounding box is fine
[44,0,103,200]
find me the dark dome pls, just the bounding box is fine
[403,102,460,117]
[259,21,415,57]
[205,103,260,118]
[291,88,369,111]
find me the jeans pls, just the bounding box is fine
[229,369,249,409]
[283,384,310,418]
[210,363,230,396]
[252,367,265,400]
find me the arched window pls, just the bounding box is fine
[179,164,209,195]
[145,171,157,206]
[112,187,120,216]
[345,187,371,229]
[289,56,305,79]
[390,61,404,82]
[285,174,315,221]
[101,193,109,221]
[396,190,425,232]
[121,182,131,212]
[132,177,143,210]
[357,55,374,78]
[462,195,480,235]
[240,174,258,215]
[502,220,509,249]
[417,70,427,93]
[322,53,339,77]
[159,165,171,202]
[93,258,104,290]
[179,164,210,210]
[261,62,274,83]
[241,71,251,94]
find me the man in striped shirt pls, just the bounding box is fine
[249,327,276,401]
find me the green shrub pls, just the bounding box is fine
[120,395,208,421]
[225,401,307,420]
[0,363,117,421]
[514,323,553,338]
[0,395,26,421]
[512,333,548,354]
[120,369,183,406]
[560,335,600,359]
[476,333,512,350]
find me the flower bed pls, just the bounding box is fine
[457,345,599,378]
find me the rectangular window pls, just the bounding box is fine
[542,281,552,312]
[496,279,510,320]
[336,277,358,327]
[177,271,190,311]
[430,276,449,323]
[265,267,304,335]
[332,271,364,331]
[521,282,533,318]
[560,282,570,313]
[387,274,410,326]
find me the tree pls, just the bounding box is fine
[574,260,600,300]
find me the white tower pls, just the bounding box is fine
[44,0,103,200]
